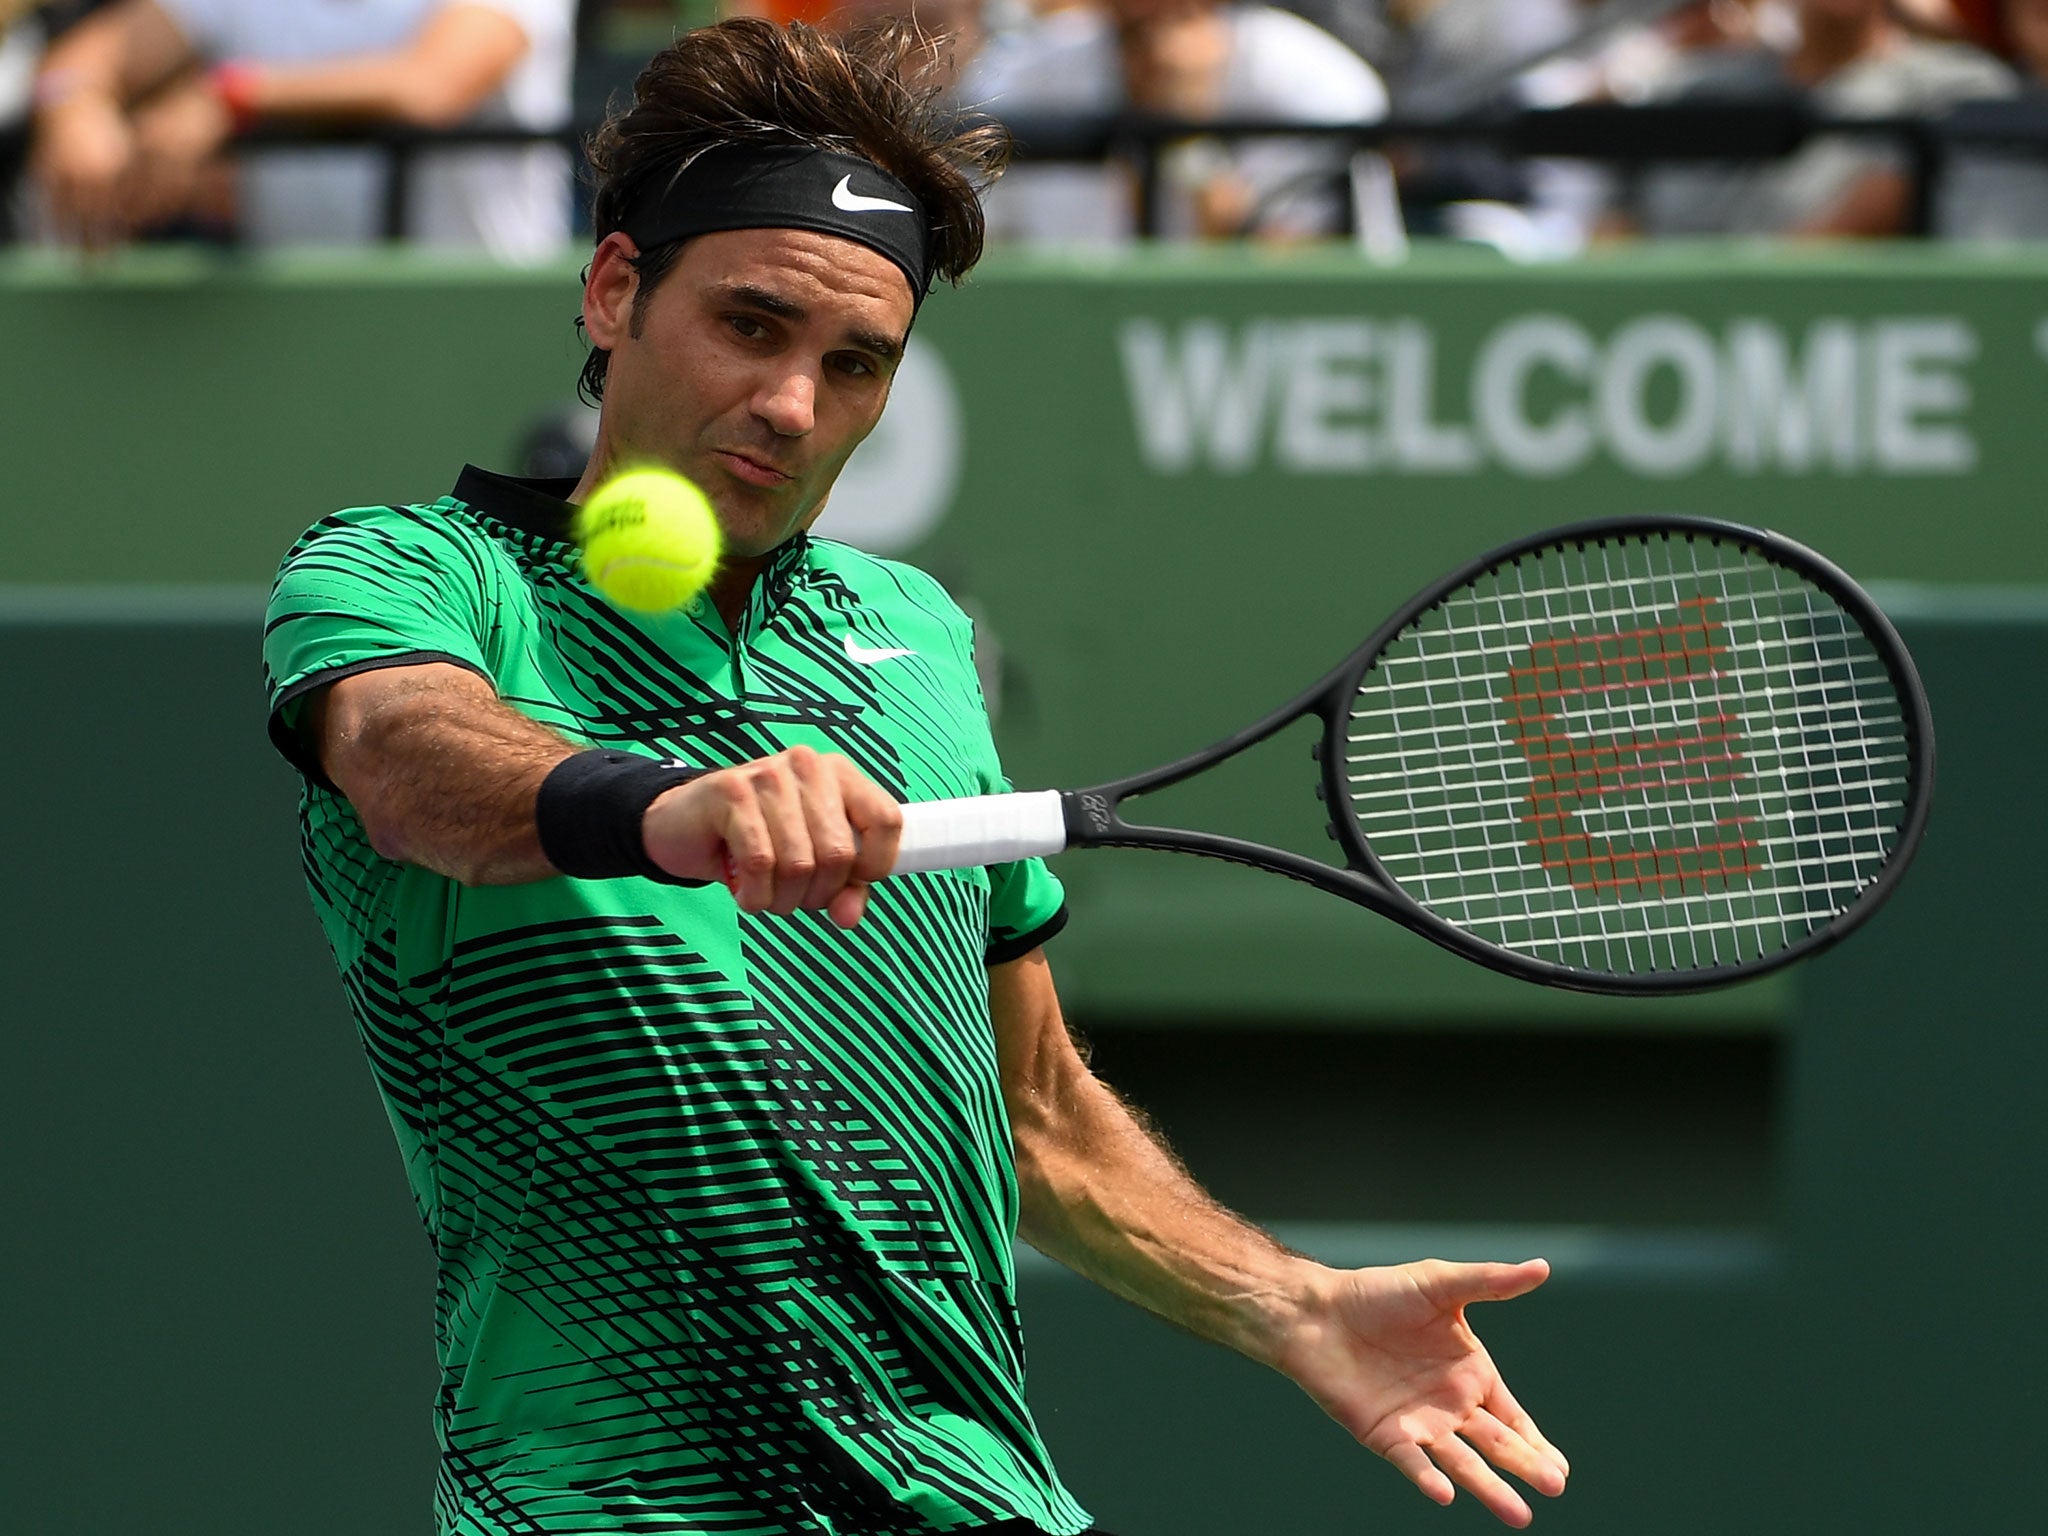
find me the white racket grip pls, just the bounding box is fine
[890,790,1069,875]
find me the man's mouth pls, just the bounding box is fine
[712,450,795,488]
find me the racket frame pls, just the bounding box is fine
[1056,514,1936,996]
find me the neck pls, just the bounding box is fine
[567,448,611,508]
[571,442,768,634]
[706,559,765,632]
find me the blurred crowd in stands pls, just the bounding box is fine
[4,0,2047,255]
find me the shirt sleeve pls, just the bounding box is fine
[956,612,1068,963]
[263,502,498,788]
[986,854,1069,965]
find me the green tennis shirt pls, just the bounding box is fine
[263,467,1090,1536]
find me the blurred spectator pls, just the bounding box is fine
[1938,0,2048,80]
[1522,2,1794,108]
[1618,0,2010,236]
[823,0,986,91]
[29,0,574,255]
[2,3,41,116]
[729,0,840,23]
[1375,0,1576,113]
[1505,1,1791,253]
[1952,0,2048,72]
[1931,0,2048,238]
[960,0,1389,241]
[2,2,46,240]
[1334,0,1574,240]
[1895,0,1992,39]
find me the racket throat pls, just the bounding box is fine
[1061,787,1391,906]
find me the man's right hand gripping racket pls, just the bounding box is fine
[890,515,1933,995]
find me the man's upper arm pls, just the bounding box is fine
[264,505,497,789]
[988,948,1087,1136]
[303,659,501,799]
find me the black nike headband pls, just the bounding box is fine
[617,142,935,306]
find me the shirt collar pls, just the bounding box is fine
[449,463,814,622]
[451,464,579,544]
[750,529,813,629]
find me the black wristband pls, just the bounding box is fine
[536,750,713,885]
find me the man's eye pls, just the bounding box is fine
[833,354,876,378]
[729,316,768,340]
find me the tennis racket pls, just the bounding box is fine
[888,515,1934,995]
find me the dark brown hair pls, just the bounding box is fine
[577,18,1010,402]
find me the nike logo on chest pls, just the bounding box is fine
[844,634,916,665]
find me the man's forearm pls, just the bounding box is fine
[1015,1074,1321,1364]
[995,958,1323,1365]
[314,662,905,903]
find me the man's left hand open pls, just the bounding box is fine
[1273,1258,1569,1527]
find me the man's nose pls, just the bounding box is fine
[755,368,816,437]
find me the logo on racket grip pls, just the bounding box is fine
[1503,597,1761,894]
[1075,792,1115,835]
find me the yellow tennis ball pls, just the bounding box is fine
[573,468,722,613]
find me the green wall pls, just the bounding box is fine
[2,249,2042,1535]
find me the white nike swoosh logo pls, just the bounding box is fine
[831,175,913,215]
[845,635,916,664]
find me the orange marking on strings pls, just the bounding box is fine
[1502,599,1758,897]
[1513,716,1740,758]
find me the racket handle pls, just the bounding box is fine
[892,790,1068,874]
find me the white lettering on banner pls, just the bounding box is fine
[1119,318,1281,472]
[1724,319,1860,473]
[1119,314,1982,479]
[1871,319,1976,473]
[1473,315,1596,478]
[1279,320,1376,471]
[1385,320,1479,472]
[1598,316,1721,477]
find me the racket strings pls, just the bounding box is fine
[1343,534,1913,976]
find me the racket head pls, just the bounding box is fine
[1322,515,1934,994]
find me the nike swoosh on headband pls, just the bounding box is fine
[831,175,914,215]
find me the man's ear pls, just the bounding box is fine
[582,233,642,352]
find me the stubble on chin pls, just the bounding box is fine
[712,482,823,559]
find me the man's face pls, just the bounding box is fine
[584,226,916,560]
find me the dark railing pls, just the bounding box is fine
[998,95,2048,239]
[6,95,2048,243]
[235,122,592,250]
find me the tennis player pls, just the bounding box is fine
[262,19,1568,1536]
